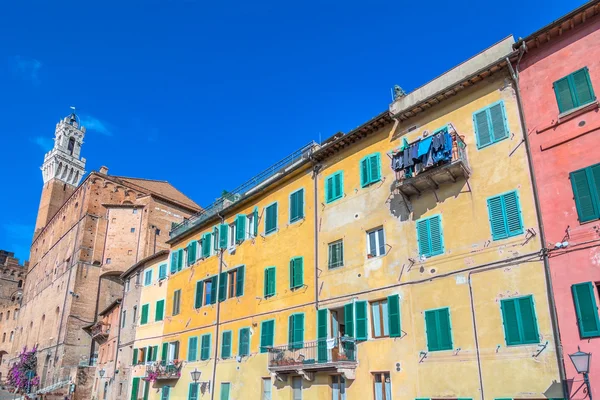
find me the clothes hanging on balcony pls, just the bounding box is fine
[417,136,433,158]
[399,137,409,151]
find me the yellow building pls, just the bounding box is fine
[137,36,564,400]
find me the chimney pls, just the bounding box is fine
[99,166,109,175]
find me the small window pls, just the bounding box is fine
[135,272,142,285]
[124,279,130,292]
[372,373,391,400]
[500,295,540,345]
[187,336,198,361]
[228,269,237,298]
[130,227,136,233]
[325,171,344,204]
[487,191,523,240]
[331,375,346,400]
[425,307,452,351]
[360,153,381,187]
[172,290,181,316]
[133,209,138,214]
[158,264,167,280]
[264,267,276,298]
[292,376,302,400]
[570,164,600,223]
[201,232,212,258]
[370,300,390,338]
[264,203,278,235]
[140,304,150,325]
[106,258,112,265]
[554,67,596,114]
[367,227,386,258]
[473,100,509,149]
[144,270,153,286]
[289,188,305,223]
[132,306,137,323]
[416,215,444,257]
[161,386,170,400]
[262,378,272,400]
[260,320,275,353]
[121,310,126,328]
[328,240,344,269]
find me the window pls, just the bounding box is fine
[187,336,198,361]
[239,327,250,356]
[416,215,444,257]
[221,331,232,359]
[119,383,123,396]
[106,258,112,265]
[159,264,167,280]
[292,376,302,400]
[122,310,126,328]
[188,383,199,400]
[328,240,344,269]
[228,223,236,249]
[570,164,600,223]
[264,202,278,235]
[425,307,452,351]
[367,227,386,258]
[235,214,247,243]
[124,279,130,292]
[155,300,165,322]
[167,341,180,362]
[554,67,596,114]
[205,279,215,305]
[487,191,523,240]
[288,313,305,349]
[372,372,392,400]
[226,265,244,298]
[130,227,136,233]
[131,377,140,400]
[325,171,344,204]
[186,241,198,266]
[247,209,258,238]
[331,375,346,400]
[218,223,228,250]
[228,269,237,298]
[200,334,211,361]
[572,282,600,338]
[360,153,382,187]
[218,272,228,302]
[473,100,509,149]
[220,383,231,400]
[260,320,275,353]
[161,386,170,400]
[173,290,181,316]
[289,257,304,289]
[264,267,276,298]
[132,306,138,323]
[262,377,272,400]
[133,208,138,214]
[201,232,212,258]
[500,296,540,345]
[144,270,153,286]
[289,188,305,223]
[140,304,149,325]
[371,300,390,338]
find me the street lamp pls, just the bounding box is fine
[98,369,105,379]
[569,347,592,400]
[190,368,201,383]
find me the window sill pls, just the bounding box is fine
[289,217,305,226]
[537,101,599,134]
[264,229,279,237]
[325,196,343,205]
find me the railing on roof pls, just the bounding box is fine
[170,141,320,239]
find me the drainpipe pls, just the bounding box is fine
[467,272,485,400]
[210,213,226,400]
[312,163,321,311]
[506,50,568,397]
[113,284,125,378]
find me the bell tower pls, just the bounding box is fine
[34,112,87,235]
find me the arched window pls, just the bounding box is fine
[6,311,10,320]
[68,137,75,155]
[17,280,23,288]
[9,332,13,342]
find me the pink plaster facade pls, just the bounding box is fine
[517,12,600,399]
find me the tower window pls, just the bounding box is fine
[68,137,75,155]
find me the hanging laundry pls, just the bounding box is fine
[417,136,433,158]
[399,137,409,151]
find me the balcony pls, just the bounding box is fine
[144,361,182,381]
[393,127,470,198]
[91,322,110,343]
[267,338,357,380]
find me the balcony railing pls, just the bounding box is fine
[144,361,182,381]
[267,338,357,373]
[91,322,110,342]
[392,125,470,197]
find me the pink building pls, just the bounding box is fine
[516,1,600,398]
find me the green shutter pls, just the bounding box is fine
[140,304,149,325]
[370,153,381,182]
[417,216,444,257]
[317,309,328,362]
[290,189,304,222]
[131,377,140,400]
[265,203,278,234]
[488,191,523,240]
[416,219,431,257]
[170,252,178,274]
[355,301,368,341]
[187,241,197,265]
[572,282,600,338]
[155,300,164,321]
[152,345,158,361]
[326,176,334,203]
[334,172,343,199]
[235,215,246,242]
[132,348,138,365]
[219,224,228,249]
[195,280,204,309]
[518,296,540,343]
[344,303,354,338]
[221,331,232,359]
[188,383,199,400]
[161,386,170,400]
[146,346,152,362]
[264,267,276,298]
[554,75,575,113]
[220,383,230,400]
[360,158,369,187]
[488,196,508,239]
[503,191,523,236]
[161,343,168,362]
[159,264,167,280]
[239,328,250,356]
[218,272,228,302]
[253,207,259,236]
[474,108,492,148]
[188,336,198,361]
[571,168,600,222]
[236,265,245,297]
[388,294,401,338]
[572,67,595,106]
[200,334,211,360]
[177,249,184,271]
[201,233,211,258]
[425,308,452,351]
[326,172,343,203]
[489,102,508,142]
[501,297,539,346]
[260,320,274,353]
[293,313,305,349]
[425,310,439,351]
[438,308,453,349]
[209,276,218,304]
[290,257,303,289]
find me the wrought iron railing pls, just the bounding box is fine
[91,322,109,339]
[145,361,182,380]
[170,142,320,239]
[267,338,357,369]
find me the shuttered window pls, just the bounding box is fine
[188,383,199,400]
[140,304,149,325]
[201,233,212,258]
[360,153,382,187]
[219,224,228,249]
[177,249,183,271]
[131,377,140,400]
[194,280,204,309]
[170,251,179,274]
[155,299,165,322]
[570,164,600,223]
[487,191,524,240]
[239,327,250,356]
[325,171,344,204]
[289,188,305,223]
[200,334,211,361]
[289,257,304,289]
[187,241,197,266]
[425,307,453,351]
[221,331,232,359]
[317,309,328,363]
[235,215,246,243]
[264,203,278,235]
[367,227,386,257]
[328,240,344,269]
[158,264,167,280]
[554,67,596,114]
[132,348,138,365]
[388,294,401,338]
[416,215,444,257]
[264,267,276,298]
[500,296,540,345]
[355,301,368,341]
[260,320,275,353]
[172,290,181,316]
[218,272,228,302]
[144,269,152,286]
[187,336,198,361]
[572,282,600,338]
[161,386,170,400]
[473,100,509,149]
[220,383,231,400]
[288,313,305,349]
[235,265,245,297]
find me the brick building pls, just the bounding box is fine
[11,112,199,398]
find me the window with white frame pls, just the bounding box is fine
[367,227,386,258]
[262,377,272,400]
[292,376,302,400]
[331,376,346,400]
[228,223,236,249]
[247,213,256,238]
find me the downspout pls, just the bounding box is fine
[113,284,125,376]
[312,163,321,311]
[467,272,485,400]
[210,214,226,400]
[506,50,568,397]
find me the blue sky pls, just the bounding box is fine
[0,0,585,262]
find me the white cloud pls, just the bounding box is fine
[10,56,42,85]
[30,136,53,151]
[80,114,114,136]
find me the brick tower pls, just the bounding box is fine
[34,112,86,236]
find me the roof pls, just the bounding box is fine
[120,250,169,279]
[98,298,121,317]
[515,0,600,50]
[110,176,200,211]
